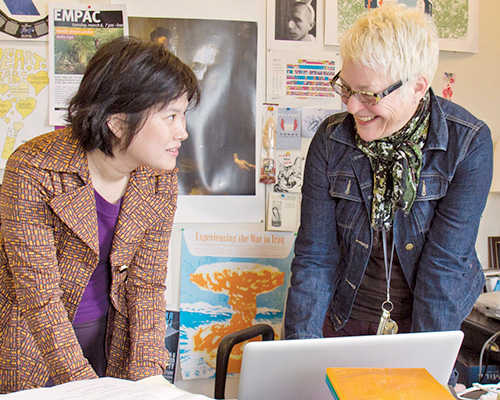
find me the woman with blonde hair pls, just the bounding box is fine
[285,4,492,384]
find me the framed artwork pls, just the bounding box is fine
[325,0,479,53]
[488,236,500,269]
[267,0,324,51]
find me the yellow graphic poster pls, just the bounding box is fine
[180,229,295,380]
[0,41,51,169]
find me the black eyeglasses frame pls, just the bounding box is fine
[329,70,403,106]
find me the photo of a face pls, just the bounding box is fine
[274,0,317,42]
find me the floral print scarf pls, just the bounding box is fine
[356,91,431,231]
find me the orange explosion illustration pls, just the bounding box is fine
[189,263,284,373]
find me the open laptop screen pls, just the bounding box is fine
[238,330,463,400]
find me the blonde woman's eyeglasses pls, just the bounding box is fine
[330,70,403,106]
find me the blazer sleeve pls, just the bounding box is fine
[0,152,98,384]
[125,175,177,380]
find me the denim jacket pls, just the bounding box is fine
[285,90,492,339]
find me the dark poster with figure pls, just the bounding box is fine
[163,310,180,383]
[129,18,257,196]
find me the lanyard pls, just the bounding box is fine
[376,229,399,335]
[382,229,395,303]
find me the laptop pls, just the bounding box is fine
[237,330,464,400]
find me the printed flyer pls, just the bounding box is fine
[179,229,295,380]
[48,3,127,125]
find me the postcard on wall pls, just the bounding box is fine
[302,107,337,138]
[276,107,302,149]
[179,229,295,380]
[266,191,300,232]
[48,3,128,126]
[273,149,304,193]
[266,49,341,109]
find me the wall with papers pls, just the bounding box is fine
[1,0,500,398]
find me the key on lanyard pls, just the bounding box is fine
[376,301,399,335]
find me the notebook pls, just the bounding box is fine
[237,330,463,400]
[325,367,456,400]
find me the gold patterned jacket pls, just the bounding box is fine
[0,128,177,393]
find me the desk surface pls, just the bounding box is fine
[463,309,500,335]
[460,308,500,363]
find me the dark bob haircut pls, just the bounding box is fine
[66,36,200,157]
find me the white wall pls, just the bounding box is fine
[432,0,500,264]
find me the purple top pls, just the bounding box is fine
[73,190,122,324]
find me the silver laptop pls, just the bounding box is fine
[237,330,463,400]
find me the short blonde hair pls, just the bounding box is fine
[339,3,439,92]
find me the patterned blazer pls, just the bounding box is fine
[0,128,177,393]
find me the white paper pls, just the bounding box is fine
[2,377,211,399]
[266,191,300,232]
[266,49,341,109]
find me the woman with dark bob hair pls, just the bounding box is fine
[0,36,199,393]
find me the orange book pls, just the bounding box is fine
[326,367,456,400]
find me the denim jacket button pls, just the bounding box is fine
[405,243,414,251]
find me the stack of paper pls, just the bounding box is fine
[326,367,455,400]
[2,377,211,400]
